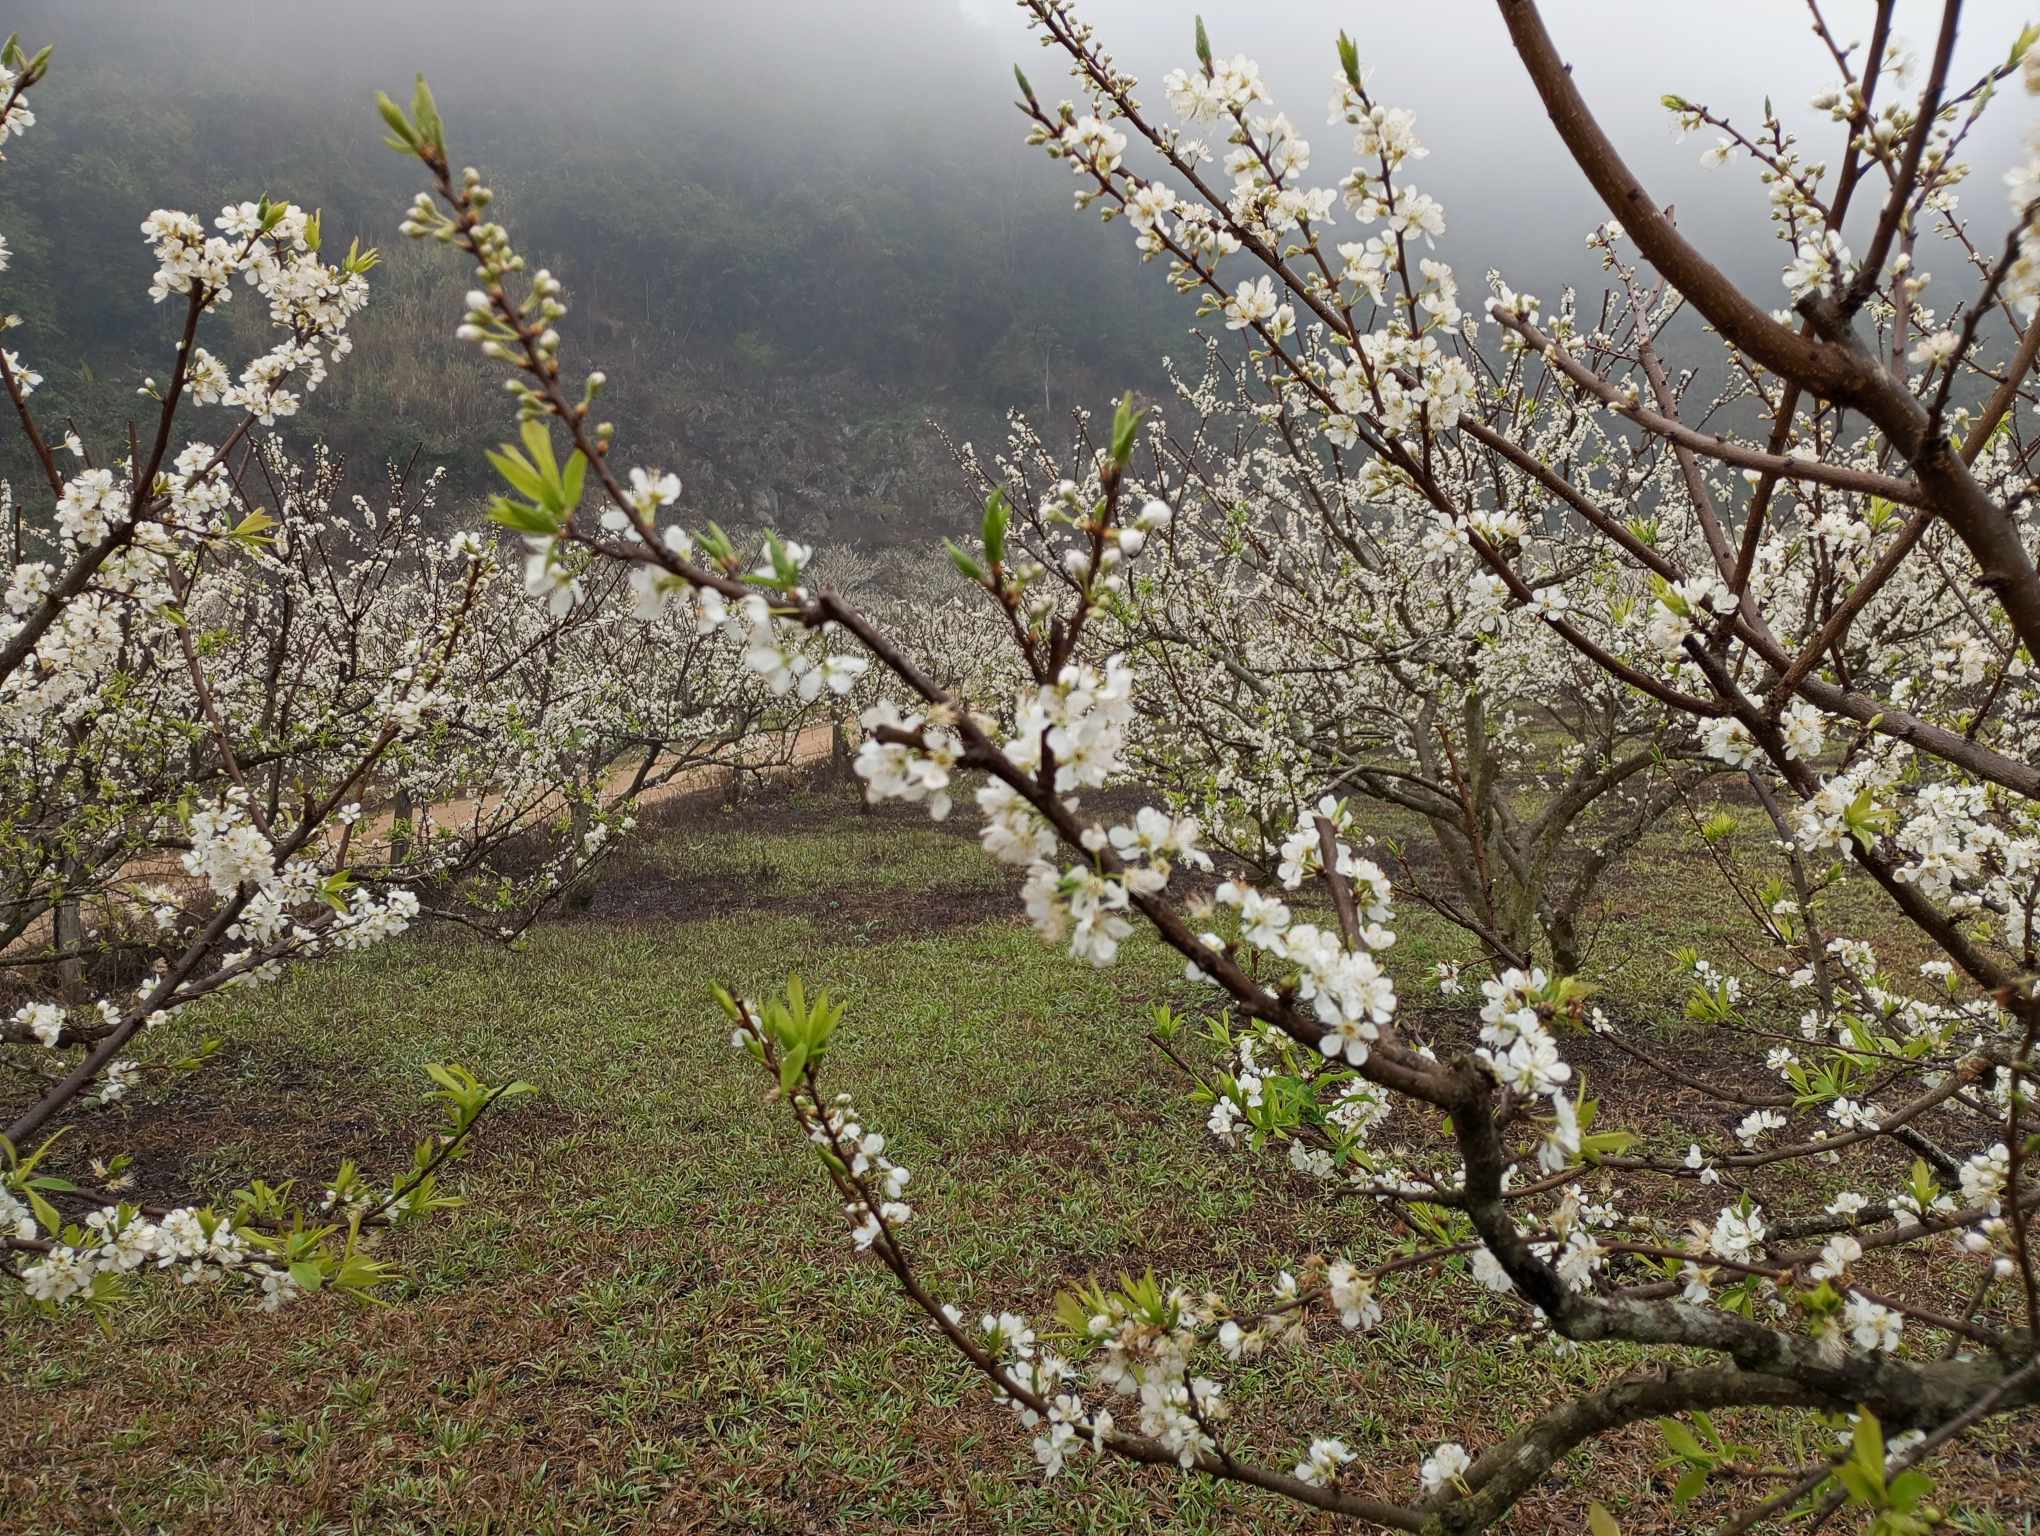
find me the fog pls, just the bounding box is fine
[971,0,2034,295]
[19,0,2033,301]
[3,0,2033,537]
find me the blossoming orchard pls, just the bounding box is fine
[6,1,2040,1530]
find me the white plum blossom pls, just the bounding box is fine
[1783,231,1852,299]
[1294,1436,1355,1487]
[1844,1296,1903,1353]
[1224,274,1280,331]
[1420,1442,1472,1494]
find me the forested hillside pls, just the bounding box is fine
[0,0,1180,545]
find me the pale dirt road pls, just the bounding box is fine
[350,718,839,856]
[16,721,842,958]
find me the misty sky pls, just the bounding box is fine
[958,0,2038,301]
[12,0,2038,357]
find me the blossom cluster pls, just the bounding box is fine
[16,1202,252,1307]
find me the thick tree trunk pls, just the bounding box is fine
[53,857,83,994]
[389,787,415,867]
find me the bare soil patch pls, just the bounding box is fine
[88,1041,578,1206]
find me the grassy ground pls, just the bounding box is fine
[2,783,2034,1534]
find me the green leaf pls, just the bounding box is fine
[981,488,1010,566]
[1336,31,1362,90]
[230,508,277,544]
[409,73,444,152]
[1853,1409,1887,1487]
[374,92,420,152]
[1109,390,1145,468]
[1672,1464,1709,1508]
[1194,14,1211,67]
[1886,1469,1932,1510]
[777,1043,808,1096]
[486,497,560,536]
[1660,1421,1706,1461]
[560,450,587,517]
[1580,1129,1637,1161]
[486,445,546,502]
[946,539,988,584]
[1843,788,1894,852]
[24,1187,61,1237]
[519,418,561,492]
[332,1250,399,1296]
[1836,1462,1878,1505]
[697,521,736,564]
[1586,1503,1622,1536]
[342,237,380,276]
[9,1126,72,1178]
[317,869,355,915]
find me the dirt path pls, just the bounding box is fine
[352,719,839,853]
[14,722,843,958]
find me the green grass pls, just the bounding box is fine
[0,786,2030,1533]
